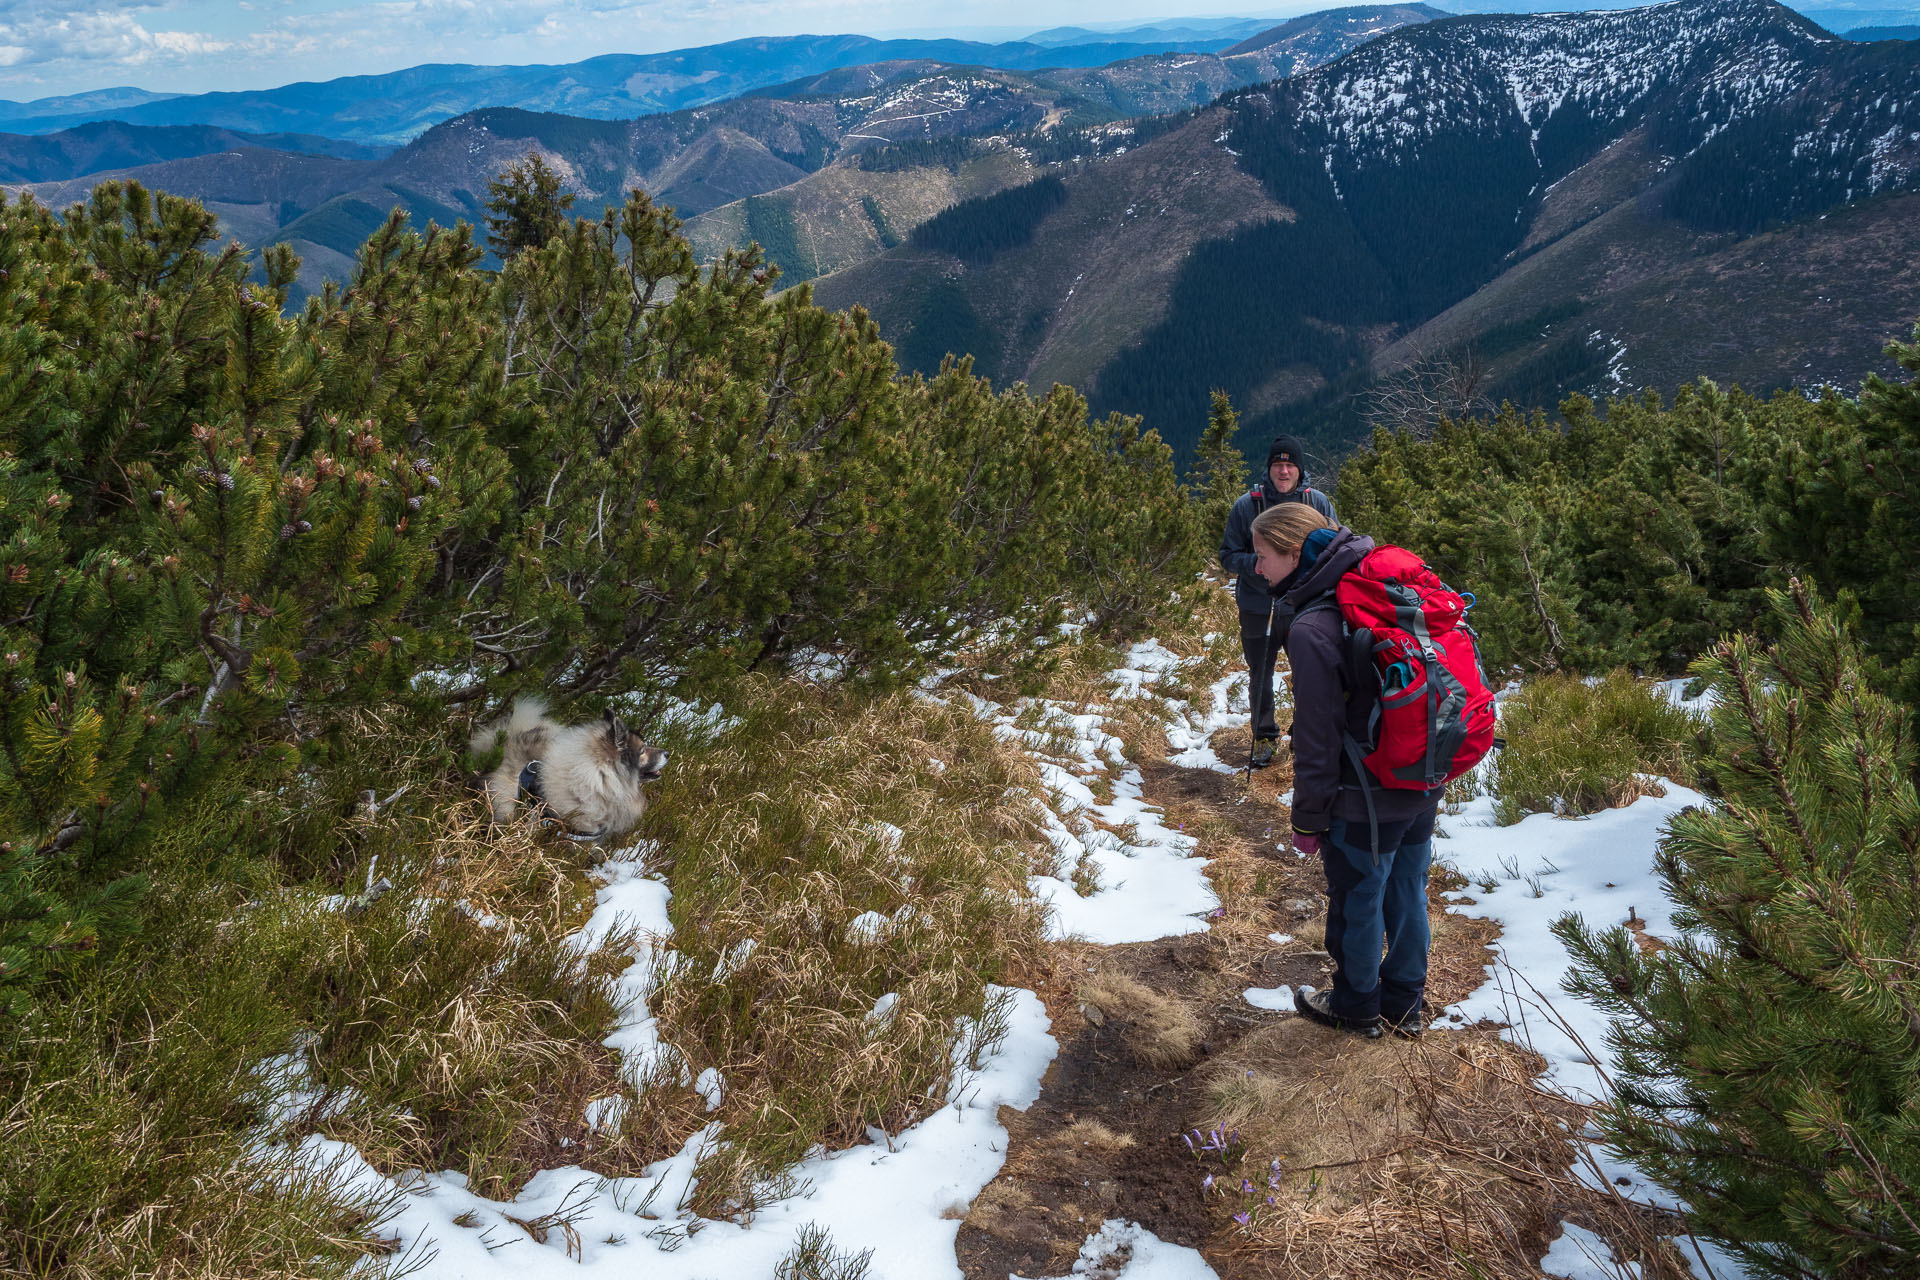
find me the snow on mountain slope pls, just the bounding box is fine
[1237,0,1833,171]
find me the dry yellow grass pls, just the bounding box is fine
[1077,969,1206,1070]
[640,676,1055,1215]
[1198,1021,1694,1279]
[1059,1118,1137,1151]
[289,801,667,1199]
[964,1179,1039,1236]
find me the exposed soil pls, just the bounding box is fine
[956,727,1507,1279]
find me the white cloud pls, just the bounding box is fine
[0,8,179,65]
[151,29,230,54]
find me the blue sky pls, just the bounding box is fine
[0,0,1316,101]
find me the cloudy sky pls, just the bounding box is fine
[0,0,1309,101]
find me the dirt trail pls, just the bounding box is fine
[956,729,1504,1280]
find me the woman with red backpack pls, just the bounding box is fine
[1247,502,1495,1039]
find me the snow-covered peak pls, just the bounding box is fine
[1232,0,1832,167]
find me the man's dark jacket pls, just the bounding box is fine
[1217,473,1337,618]
[1282,528,1446,836]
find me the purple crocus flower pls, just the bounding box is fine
[1233,1212,1251,1226]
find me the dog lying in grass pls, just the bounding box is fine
[472,698,666,842]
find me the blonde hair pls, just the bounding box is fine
[1250,502,1333,555]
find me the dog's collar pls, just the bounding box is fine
[517,759,607,843]
[517,759,546,807]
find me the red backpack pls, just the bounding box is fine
[1302,545,1498,849]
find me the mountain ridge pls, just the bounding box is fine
[813,0,1920,456]
[0,121,386,185]
[0,6,1438,302]
[0,33,1247,145]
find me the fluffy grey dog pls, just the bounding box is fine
[472,698,667,841]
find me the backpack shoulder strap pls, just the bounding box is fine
[1294,592,1338,620]
[1293,592,1376,692]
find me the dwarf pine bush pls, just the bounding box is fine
[1557,584,1920,1278]
[0,178,1204,1014]
[0,765,400,1276]
[1335,380,1817,675]
[1488,672,1700,823]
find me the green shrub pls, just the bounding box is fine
[1334,378,1831,677]
[1488,671,1699,824]
[1558,584,1920,1277]
[0,183,511,1009]
[1765,322,1920,714]
[0,177,1211,1014]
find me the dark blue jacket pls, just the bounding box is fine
[1218,473,1338,618]
[1282,528,1445,836]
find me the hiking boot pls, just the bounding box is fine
[1290,987,1382,1039]
[1382,1009,1425,1039]
[1249,739,1278,770]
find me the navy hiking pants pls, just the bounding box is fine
[1238,611,1287,742]
[1321,806,1439,1024]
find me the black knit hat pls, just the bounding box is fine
[1267,434,1308,470]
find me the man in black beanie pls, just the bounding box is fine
[1217,434,1338,768]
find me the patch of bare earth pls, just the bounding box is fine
[958,704,1696,1280]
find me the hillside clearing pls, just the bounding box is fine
[233,582,1748,1280]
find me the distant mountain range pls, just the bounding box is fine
[0,32,1263,146]
[1765,2,1920,28]
[812,0,1920,456]
[0,121,385,184]
[0,87,182,128]
[1022,18,1280,46]
[0,5,1441,302]
[1226,4,1444,55]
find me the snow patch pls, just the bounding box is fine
[1542,1220,1642,1278]
[1242,986,1294,1012]
[1017,1217,1220,1279]
[274,988,1057,1277]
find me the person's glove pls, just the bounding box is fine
[1291,829,1325,857]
